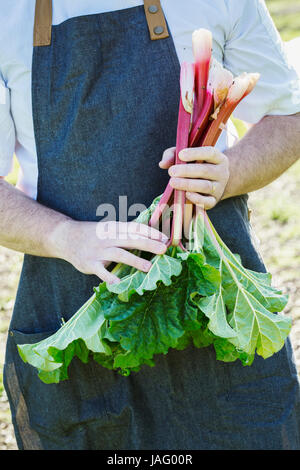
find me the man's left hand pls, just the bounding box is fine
[159,146,230,210]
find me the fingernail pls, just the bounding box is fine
[168,167,176,176]
[178,150,186,159]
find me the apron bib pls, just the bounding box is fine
[4,0,300,450]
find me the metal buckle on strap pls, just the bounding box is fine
[143,0,170,40]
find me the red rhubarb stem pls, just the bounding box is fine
[189,88,214,147]
[149,182,174,228]
[191,30,212,126]
[170,99,191,246]
[195,58,211,114]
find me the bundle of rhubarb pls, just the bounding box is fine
[18,29,291,384]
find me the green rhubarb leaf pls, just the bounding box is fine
[187,252,221,297]
[221,256,288,314]
[190,326,215,349]
[134,194,161,224]
[213,337,255,366]
[195,286,237,339]
[100,263,217,372]
[194,212,291,359]
[107,254,182,302]
[227,289,291,359]
[17,293,112,383]
[103,281,187,371]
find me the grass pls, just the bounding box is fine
[266,0,300,41]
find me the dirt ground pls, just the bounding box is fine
[0,159,300,450]
[0,248,22,450]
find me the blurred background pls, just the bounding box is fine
[0,0,299,450]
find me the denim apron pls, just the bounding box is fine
[4,1,300,450]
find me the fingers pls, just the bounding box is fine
[168,163,221,180]
[168,147,229,206]
[98,221,168,243]
[159,147,176,169]
[98,247,152,273]
[186,192,217,210]
[94,263,121,285]
[96,221,167,255]
[170,177,217,195]
[124,222,168,242]
[178,146,224,164]
[116,236,167,255]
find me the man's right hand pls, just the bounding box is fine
[51,220,168,284]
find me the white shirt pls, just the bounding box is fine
[0,0,300,199]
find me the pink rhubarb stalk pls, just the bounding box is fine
[189,83,213,147]
[170,62,194,246]
[192,29,212,126]
[198,73,260,239]
[149,182,174,229]
[189,59,233,147]
[200,72,260,147]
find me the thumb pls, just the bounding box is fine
[159,147,176,169]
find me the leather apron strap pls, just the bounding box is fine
[143,0,170,40]
[33,0,52,46]
[33,0,169,46]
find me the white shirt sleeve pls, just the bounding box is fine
[0,74,15,175]
[223,0,300,123]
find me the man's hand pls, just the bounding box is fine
[0,179,167,284]
[50,220,168,285]
[159,146,230,210]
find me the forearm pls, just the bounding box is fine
[223,113,300,199]
[0,178,71,257]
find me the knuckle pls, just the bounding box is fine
[184,179,191,191]
[189,192,201,204]
[112,247,124,259]
[206,197,216,210]
[203,180,212,193]
[170,177,180,188]
[196,194,204,205]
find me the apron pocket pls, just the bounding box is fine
[4,328,61,449]
[6,328,131,449]
[9,328,57,345]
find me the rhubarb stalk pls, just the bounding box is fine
[170,62,194,246]
[192,29,212,126]
[200,72,260,147]
[190,59,233,147]
[189,83,213,147]
[149,182,173,229]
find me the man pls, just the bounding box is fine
[1,0,300,450]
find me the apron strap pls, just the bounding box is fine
[33,0,169,46]
[33,0,52,47]
[143,0,170,40]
